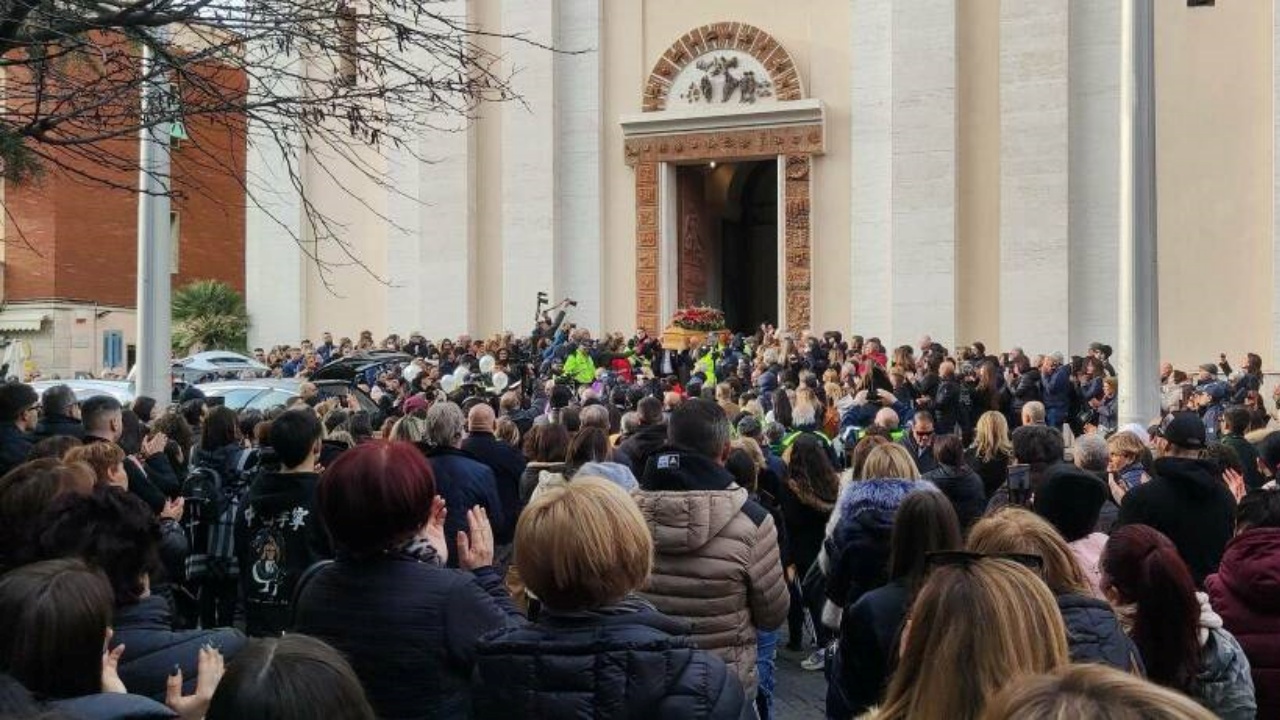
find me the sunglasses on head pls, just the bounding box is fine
[925,550,1044,573]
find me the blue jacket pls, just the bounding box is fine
[112,595,247,701]
[473,598,750,720]
[839,398,911,433]
[294,556,523,720]
[1042,366,1071,420]
[420,445,506,567]
[52,693,176,719]
[1056,593,1144,673]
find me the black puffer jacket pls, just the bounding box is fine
[1057,593,1145,673]
[473,598,750,720]
[922,463,987,530]
[294,556,523,720]
[112,595,247,701]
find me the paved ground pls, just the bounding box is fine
[773,643,827,719]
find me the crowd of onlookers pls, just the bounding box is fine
[0,321,1275,720]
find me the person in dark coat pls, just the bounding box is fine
[1009,358,1042,428]
[82,395,177,514]
[1207,490,1280,719]
[969,508,1143,673]
[1220,406,1265,491]
[417,402,504,568]
[898,411,938,475]
[616,396,668,477]
[29,487,246,702]
[33,383,84,440]
[294,441,522,720]
[237,408,331,638]
[1116,412,1237,587]
[474,477,748,720]
[1040,354,1072,430]
[921,435,986,530]
[829,491,963,719]
[0,381,38,477]
[461,403,526,554]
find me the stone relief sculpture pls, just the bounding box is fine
[678,53,774,105]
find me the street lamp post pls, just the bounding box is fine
[1118,0,1161,427]
[136,31,174,402]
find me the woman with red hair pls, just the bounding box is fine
[293,441,522,720]
[1101,525,1255,718]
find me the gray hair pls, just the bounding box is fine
[41,384,77,417]
[620,411,641,436]
[580,404,610,431]
[425,402,465,448]
[390,415,428,443]
[1073,433,1109,473]
[1022,401,1046,424]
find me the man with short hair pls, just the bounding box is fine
[1041,353,1071,429]
[1116,412,1237,586]
[1220,405,1264,491]
[1022,400,1047,427]
[932,361,962,437]
[616,396,668,476]
[238,408,331,636]
[635,399,788,699]
[0,382,38,476]
[461,404,525,565]
[421,402,504,567]
[82,395,174,512]
[34,384,83,440]
[900,411,938,474]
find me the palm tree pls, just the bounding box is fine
[171,280,250,353]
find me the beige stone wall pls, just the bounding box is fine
[1156,0,1273,372]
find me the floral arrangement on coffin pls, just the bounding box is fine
[671,305,726,331]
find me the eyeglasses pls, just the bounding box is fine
[914,429,934,438]
[925,550,1044,573]
[23,404,40,415]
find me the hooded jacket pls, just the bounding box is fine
[818,478,935,630]
[1207,527,1280,719]
[1194,592,1257,720]
[473,598,750,720]
[617,422,669,477]
[112,595,247,701]
[236,470,330,637]
[635,448,789,699]
[1117,456,1236,586]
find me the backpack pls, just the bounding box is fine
[182,448,256,583]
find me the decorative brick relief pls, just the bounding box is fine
[642,22,803,112]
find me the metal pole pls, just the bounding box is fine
[1117,0,1160,427]
[136,31,173,402]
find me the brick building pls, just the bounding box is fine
[0,31,246,379]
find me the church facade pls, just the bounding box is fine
[246,0,1280,371]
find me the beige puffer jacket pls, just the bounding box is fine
[635,482,790,698]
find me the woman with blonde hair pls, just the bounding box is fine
[817,443,932,643]
[870,557,1069,720]
[981,664,1216,720]
[389,415,428,443]
[473,478,748,719]
[65,442,128,489]
[967,410,1014,498]
[968,508,1142,673]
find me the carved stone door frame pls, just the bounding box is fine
[622,103,825,333]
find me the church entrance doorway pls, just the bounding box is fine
[674,160,778,332]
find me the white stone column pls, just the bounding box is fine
[850,0,894,340]
[501,0,558,333]
[1000,0,1070,355]
[244,44,304,348]
[1068,0,1122,351]
[889,0,956,348]
[851,0,957,348]
[555,0,602,333]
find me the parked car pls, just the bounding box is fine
[197,351,411,421]
[29,379,135,405]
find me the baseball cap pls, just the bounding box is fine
[1159,411,1206,449]
[737,415,762,438]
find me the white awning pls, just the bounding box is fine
[0,311,49,332]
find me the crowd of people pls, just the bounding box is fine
[0,313,1277,720]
